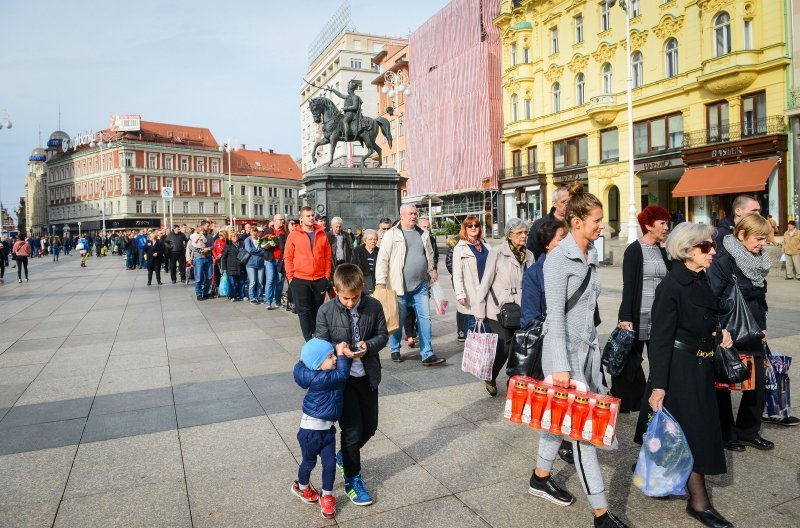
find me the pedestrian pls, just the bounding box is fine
[166,225,187,282]
[244,228,266,305]
[614,205,672,412]
[635,222,733,528]
[528,182,628,528]
[352,228,363,247]
[475,217,533,396]
[708,213,774,452]
[190,224,213,300]
[220,230,245,302]
[291,338,351,519]
[51,236,61,262]
[452,215,491,341]
[12,234,32,283]
[782,220,800,280]
[526,186,569,259]
[135,229,148,268]
[284,206,332,341]
[0,240,6,283]
[78,235,89,267]
[444,236,464,339]
[712,195,761,258]
[351,229,379,294]
[376,217,392,246]
[211,229,229,298]
[145,231,164,286]
[315,263,389,507]
[265,214,287,309]
[327,217,353,273]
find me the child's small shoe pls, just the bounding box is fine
[320,494,336,519]
[290,480,319,504]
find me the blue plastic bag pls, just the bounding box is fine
[633,409,694,497]
[219,272,230,297]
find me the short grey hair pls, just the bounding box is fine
[399,204,417,214]
[330,216,343,226]
[552,186,568,202]
[505,217,527,238]
[666,222,717,261]
[363,229,378,240]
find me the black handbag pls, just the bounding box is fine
[721,274,764,347]
[236,246,251,265]
[489,287,521,330]
[601,327,637,376]
[713,323,751,384]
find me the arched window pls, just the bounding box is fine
[631,51,643,88]
[714,12,731,56]
[665,38,679,77]
[602,63,613,94]
[511,94,519,121]
[552,83,561,112]
[576,73,585,105]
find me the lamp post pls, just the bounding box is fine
[90,133,115,237]
[607,0,638,244]
[77,221,82,239]
[218,140,239,227]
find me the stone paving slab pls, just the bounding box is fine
[0,254,797,527]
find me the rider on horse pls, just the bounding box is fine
[326,80,362,141]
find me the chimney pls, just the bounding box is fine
[259,148,263,153]
[269,149,274,155]
[239,144,245,150]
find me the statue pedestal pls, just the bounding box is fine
[301,166,405,229]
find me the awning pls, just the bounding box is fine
[672,159,777,198]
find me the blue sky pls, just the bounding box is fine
[0,0,449,220]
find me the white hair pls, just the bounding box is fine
[552,186,568,202]
[399,204,417,214]
[330,216,343,226]
[363,229,378,239]
[665,222,717,261]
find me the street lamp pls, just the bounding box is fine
[90,133,115,237]
[77,221,82,239]
[606,0,638,244]
[381,71,411,113]
[0,109,11,130]
[218,139,239,227]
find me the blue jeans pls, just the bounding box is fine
[390,282,433,360]
[265,260,283,305]
[228,274,244,299]
[247,266,265,302]
[125,249,133,269]
[137,247,145,268]
[463,314,479,336]
[193,256,212,297]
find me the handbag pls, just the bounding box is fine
[219,272,230,297]
[489,287,521,330]
[236,246,251,265]
[764,345,792,418]
[461,322,499,381]
[721,274,764,347]
[713,323,751,384]
[602,327,637,376]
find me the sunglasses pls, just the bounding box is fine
[465,223,481,228]
[693,240,716,254]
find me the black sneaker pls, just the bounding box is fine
[594,511,629,528]
[197,295,204,301]
[763,415,800,427]
[391,352,404,363]
[457,332,466,342]
[421,355,446,366]
[558,446,574,465]
[528,473,575,506]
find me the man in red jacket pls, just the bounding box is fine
[285,206,332,341]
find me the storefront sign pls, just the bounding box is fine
[711,146,743,158]
[635,158,680,172]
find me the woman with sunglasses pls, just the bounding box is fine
[452,216,491,343]
[635,222,733,528]
[708,213,774,453]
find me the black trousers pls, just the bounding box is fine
[147,257,162,284]
[610,340,648,413]
[339,376,379,479]
[169,253,186,282]
[290,278,327,341]
[404,306,418,338]
[717,353,766,442]
[488,319,516,382]
[16,257,28,279]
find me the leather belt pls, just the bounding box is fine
[674,340,714,358]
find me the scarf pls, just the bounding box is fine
[467,238,483,252]
[723,234,771,288]
[507,240,527,266]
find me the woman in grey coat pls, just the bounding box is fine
[528,182,628,528]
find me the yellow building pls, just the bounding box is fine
[495,0,793,234]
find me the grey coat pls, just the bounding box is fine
[541,232,603,392]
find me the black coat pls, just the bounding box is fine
[166,231,187,257]
[327,231,353,266]
[712,216,735,259]
[145,240,164,264]
[351,245,378,293]
[525,209,556,259]
[315,295,388,390]
[635,261,726,475]
[618,241,671,335]
[219,240,244,277]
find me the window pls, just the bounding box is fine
[399,150,405,172]
[197,159,205,172]
[149,177,158,191]
[741,92,767,137]
[198,202,205,214]
[165,178,173,190]
[136,200,143,213]
[284,188,294,198]
[149,154,157,169]
[527,146,537,170]
[602,63,613,94]
[511,43,517,66]
[714,12,731,56]
[134,176,143,191]
[398,116,404,136]
[631,51,643,88]
[523,47,530,63]
[391,153,397,169]
[601,2,611,31]
[165,156,173,170]
[600,129,619,162]
[524,98,532,119]
[665,38,679,78]
[197,180,205,193]
[353,39,361,50]
[181,179,189,192]
[634,114,684,154]
[512,150,522,176]
[124,152,134,167]
[211,159,219,173]
[269,187,277,198]
[350,59,362,69]
[743,20,752,50]
[630,0,640,18]
[181,157,189,171]
[575,15,584,43]
[285,204,293,215]
[351,80,362,91]
[183,201,189,214]
[241,185,246,196]
[211,180,220,193]
[707,101,730,142]
[552,83,561,112]
[241,203,247,216]
[576,73,585,105]
[150,200,158,214]
[553,135,588,169]
[550,27,559,54]
[511,94,519,121]
[668,114,684,148]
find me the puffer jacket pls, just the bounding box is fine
[293,355,351,422]
[314,295,389,390]
[219,240,244,277]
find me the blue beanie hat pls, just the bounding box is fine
[300,338,335,370]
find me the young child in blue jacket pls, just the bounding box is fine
[292,338,351,519]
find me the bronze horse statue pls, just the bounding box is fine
[308,96,392,167]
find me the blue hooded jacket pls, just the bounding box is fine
[293,355,351,422]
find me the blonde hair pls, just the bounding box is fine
[734,213,771,239]
[665,222,717,261]
[218,230,229,241]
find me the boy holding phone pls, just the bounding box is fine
[315,263,388,506]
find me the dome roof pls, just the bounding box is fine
[29,147,47,162]
[47,130,70,148]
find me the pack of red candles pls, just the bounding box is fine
[503,375,621,448]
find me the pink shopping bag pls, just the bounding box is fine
[461,324,498,381]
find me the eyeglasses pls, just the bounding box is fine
[510,230,528,237]
[693,240,716,254]
[465,223,480,228]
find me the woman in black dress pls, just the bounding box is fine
[636,222,733,528]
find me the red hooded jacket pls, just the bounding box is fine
[284,224,331,281]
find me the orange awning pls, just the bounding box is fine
[672,159,777,198]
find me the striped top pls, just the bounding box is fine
[638,240,668,341]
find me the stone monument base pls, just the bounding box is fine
[301,166,406,229]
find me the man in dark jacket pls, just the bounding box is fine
[327,217,353,274]
[526,186,569,259]
[712,195,761,259]
[166,225,188,283]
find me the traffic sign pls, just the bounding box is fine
[161,187,174,199]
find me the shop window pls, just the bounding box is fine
[600,129,619,163]
[706,101,730,143]
[714,12,731,56]
[553,135,588,169]
[741,92,766,137]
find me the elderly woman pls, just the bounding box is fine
[220,230,245,302]
[708,213,774,453]
[614,205,672,412]
[352,229,379,293]
[476,218,533,396]
[453,215,491,341]
[635,222,733,528]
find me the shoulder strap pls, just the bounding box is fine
[489,286,500,307]
[565,266,592,314]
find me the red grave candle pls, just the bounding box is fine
[568,394,590,441]
[548,391,570,434]
[528,385,549,428]
[509,380,529,423]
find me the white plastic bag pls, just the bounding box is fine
[430,281,448,315]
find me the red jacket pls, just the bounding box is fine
[212,237,226,260]
[284,225,331,281]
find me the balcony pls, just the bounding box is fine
[697,50,761,95]
[498,163,545,181]
[586,95,623,126]
[682,116,786,148]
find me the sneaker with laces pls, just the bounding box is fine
[594,511,629,528]
[421,354,446,366]
[290,480,319,504]
[528,473,575,506]
[335,450,344,477]
[319,494,336,519]
[344,474,373,506]
[391,352,404,363]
